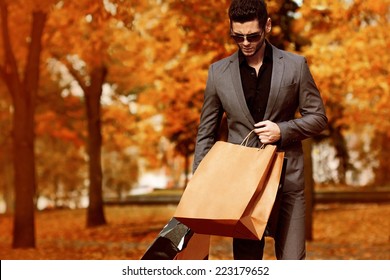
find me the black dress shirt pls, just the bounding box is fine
[239,41,273,123]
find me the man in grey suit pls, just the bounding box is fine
[193,0,328,260]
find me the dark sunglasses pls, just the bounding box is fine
[230,31,262,43]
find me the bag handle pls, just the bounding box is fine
[240,129,265,149]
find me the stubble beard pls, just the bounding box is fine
[241,37,265,58]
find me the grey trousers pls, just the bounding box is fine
[233,189,306,260]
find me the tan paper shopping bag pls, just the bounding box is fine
[234,151,285,239]
[174,141,277,239]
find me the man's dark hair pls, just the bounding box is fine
[229,0,268,28]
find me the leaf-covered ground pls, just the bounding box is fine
[0,203,389,260]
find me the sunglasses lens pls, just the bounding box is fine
[232,36,245,43]
[247,35,261,42]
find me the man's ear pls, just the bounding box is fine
[265,17,272,33]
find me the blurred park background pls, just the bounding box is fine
[0,0,389,259]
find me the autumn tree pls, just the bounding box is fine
[55,1,119,226]
[44,0,175,224]
[0,0,55,248]
[297,0,390,185]
[46,0,116,226]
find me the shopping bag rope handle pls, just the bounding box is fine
[240,129,265,149]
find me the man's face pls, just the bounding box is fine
[231,19,265,57]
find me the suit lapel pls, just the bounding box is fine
[229,52,255,125]
[264,46,284,120]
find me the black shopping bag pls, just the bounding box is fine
[141,218,209,260]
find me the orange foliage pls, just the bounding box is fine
[299,0,390,136]
[102,104,137,150]
[35,91,85,147]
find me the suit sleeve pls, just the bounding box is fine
[192,64,224,172]
[278,57,328,147]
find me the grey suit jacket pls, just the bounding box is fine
[193,44,328,192]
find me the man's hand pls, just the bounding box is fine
[254,120,281,144]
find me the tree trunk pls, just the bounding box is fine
[373,132,390,186]
[1,1,47,248]
[329,124,348,184]
[11,90,37,248]
[13,10,47,248]
[85,66,107,227]
[303,139,314,241]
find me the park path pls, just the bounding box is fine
[0,203,389,260]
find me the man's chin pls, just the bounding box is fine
[242,50,255,57]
